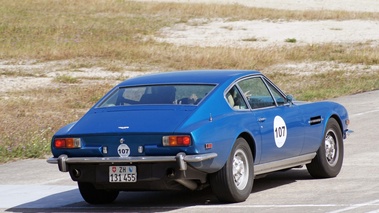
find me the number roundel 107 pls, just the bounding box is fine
[273,116,287,148]
[117,144,130,157]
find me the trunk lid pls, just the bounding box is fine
[67,106,195,135]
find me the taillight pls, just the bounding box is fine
[162,135,191,146]
[54,138,81,149]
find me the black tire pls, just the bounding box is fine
[210,138,254,203]
[78,182,119,204]
[306,118,344,178]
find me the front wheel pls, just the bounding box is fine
[78,182,119,204]
[210,138,254,203]
[306,118,344,178]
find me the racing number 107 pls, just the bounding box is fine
[275,126,286,138]
[118,148,129,155]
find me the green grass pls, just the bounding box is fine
[0,129,51,162]
[285,38,297,43]
[0,0,378,163]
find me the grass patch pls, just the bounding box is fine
[0,84,112,163]
[268,70,379,101]
[0,129,51,162]
[242,37,259,42]
[285,38,297,43]
[53,75,81,83]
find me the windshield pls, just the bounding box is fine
[98,84,215,107]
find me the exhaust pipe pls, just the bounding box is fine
[72,169,81,178]
[175,179,197,190]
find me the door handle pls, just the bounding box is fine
[258,117,266,122]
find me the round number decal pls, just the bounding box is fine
[117,144,130,157]
[273,116,287,148]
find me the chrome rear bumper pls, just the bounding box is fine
[47,152,217,172]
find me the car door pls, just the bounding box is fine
[237,76,306,164]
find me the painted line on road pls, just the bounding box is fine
[350,109,379,118]
[180,203,379,209]
[75,203,379,211]
[326,199,379,213]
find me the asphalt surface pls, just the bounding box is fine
[0,90,378,213]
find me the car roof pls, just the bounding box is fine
[118,70,261,86]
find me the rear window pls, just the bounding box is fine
[98,84,215,107]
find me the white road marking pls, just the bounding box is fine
[350,109,379,118]
[179,203,379,209]
[326,200,379,213]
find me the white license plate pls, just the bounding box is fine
[109,166,137,183]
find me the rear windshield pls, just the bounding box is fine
[98,84,215,107]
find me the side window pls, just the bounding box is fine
[266,80,288,105]
[225,86,248,110]
[237,77,275,109]
[123,87,146,102]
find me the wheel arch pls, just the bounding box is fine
[238,132,257,162]
[307,114,344,178]
[328,114,344,138]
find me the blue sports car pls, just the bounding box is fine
[48,70,350,204]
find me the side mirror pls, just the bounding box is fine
[286,95,294,105]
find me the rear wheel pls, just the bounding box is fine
[78,182,119,204]
[210,138,254,203]
[307,118,344,178]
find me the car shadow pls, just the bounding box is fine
[6,168,313,213]
[252,167,313,193]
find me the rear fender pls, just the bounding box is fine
[188,113,259,173]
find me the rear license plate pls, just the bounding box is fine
[109,166,137,183]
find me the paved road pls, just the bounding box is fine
[0,90,378,213]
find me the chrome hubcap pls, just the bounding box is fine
[232,149,249,190]
[325,130,338,166]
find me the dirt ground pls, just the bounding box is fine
[1,0,378,94]
[137,0,379,12]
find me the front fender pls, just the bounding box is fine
[300,101,349,154]
[322,102,349,140]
